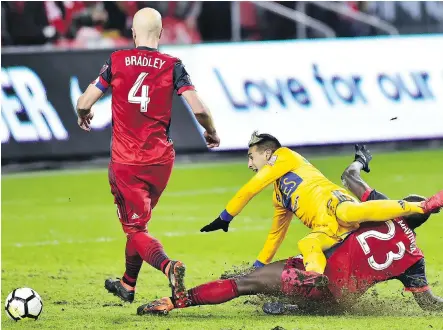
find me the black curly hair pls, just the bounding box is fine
[402,194,430,230]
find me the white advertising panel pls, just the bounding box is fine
[164,35,443,150]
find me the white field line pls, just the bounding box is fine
[9,225,269,248]
[11,237,115,248]
[1,161,246,180]
[1,153,348,180]
[165,187,241,197]
[1,186,242,207]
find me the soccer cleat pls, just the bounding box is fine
[137,297,174,316]
[262,302,300,315]
[104,278,135,303]
[167,261,190,307]
[292,268,329,287]
[421,190,443,214]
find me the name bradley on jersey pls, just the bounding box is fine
[125,56,166,69]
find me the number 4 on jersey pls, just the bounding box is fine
[128,72,150,112]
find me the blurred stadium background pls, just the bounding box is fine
[2,1,443,329]
[2,1,443,169]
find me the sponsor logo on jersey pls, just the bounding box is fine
[99,64,108,75]
[278,172,303,211]
[398,200,406,210]
[275,193,282,204]
[292,195,300,212]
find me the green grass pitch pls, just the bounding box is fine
[2,149,443,329]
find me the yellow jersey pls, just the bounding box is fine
[221,147,348,264]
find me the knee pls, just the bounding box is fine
[336,202,359,224]
[298,237,320,254]
[125,227,148,239]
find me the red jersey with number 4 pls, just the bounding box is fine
[92,46,194,165]
[324,218,424,300]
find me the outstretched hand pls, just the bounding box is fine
[200,216,229,232]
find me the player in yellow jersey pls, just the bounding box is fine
[200,131,443,281]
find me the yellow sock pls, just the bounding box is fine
[336,200,424,224]
[298,232,340,274]
[301,250,327,274]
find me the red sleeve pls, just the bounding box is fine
[404,286,430,293]
[177,85,195,95]
[361,188,373,202]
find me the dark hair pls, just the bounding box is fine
[248,131,281,153]
[402,194,429,230]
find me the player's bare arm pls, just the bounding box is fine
[181,90,219,148]
[398,258,443,311]
[200,133,291,233]
[412,290,443,311]
[76,84,103,131]
[401,262,443,312]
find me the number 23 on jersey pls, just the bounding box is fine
[357,220,406,271]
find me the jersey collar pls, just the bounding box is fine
[136,46,157,51]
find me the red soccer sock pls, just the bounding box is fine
[131,231,171,272]
[184,279,239,307]
[122,237,143,288]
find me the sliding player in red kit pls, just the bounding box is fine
[76,8,219,305]
[137,145,443,315]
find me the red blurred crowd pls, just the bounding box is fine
[1,1,206,48]
[1,1,382,48]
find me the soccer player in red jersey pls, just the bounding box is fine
[76,8,219,304]
[137,145,443,315]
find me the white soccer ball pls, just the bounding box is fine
[4,288,43,321]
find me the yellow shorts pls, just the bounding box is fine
[310,189,360,240]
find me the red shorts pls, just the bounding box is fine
[281,256,332,301]
[108,159,174,234]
